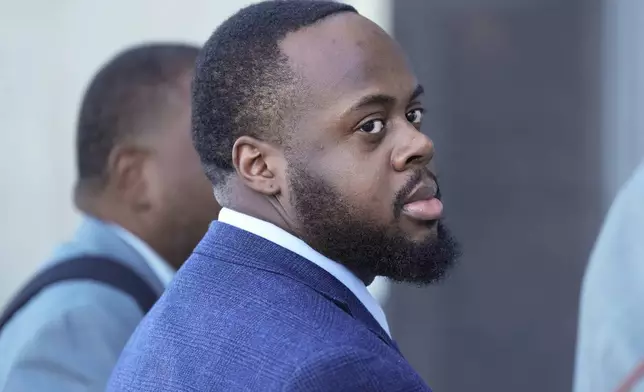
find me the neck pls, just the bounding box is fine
[75,185,178,269]
[74,185,114,224]
[223,200,376,286]
[224,180,299,237]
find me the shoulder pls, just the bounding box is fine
[602,162,644,231]
[0,281,145,390]
[1,280,143,359]
[581,163,644,301]
[284,346,429,392]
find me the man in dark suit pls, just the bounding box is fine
[108,2,461,391]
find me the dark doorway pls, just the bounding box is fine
[388,0,603,390]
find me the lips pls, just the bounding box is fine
[402,182,443,221]
[405,183,437,204]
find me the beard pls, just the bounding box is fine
[287,162,461,285]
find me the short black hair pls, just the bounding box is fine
[192,0,357,187]
[76,43,199,183]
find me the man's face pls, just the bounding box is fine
[280,13,460,284]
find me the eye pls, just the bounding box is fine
[358,119,385,134]
[406,108,424,125]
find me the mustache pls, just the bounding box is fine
[393,168,440,219]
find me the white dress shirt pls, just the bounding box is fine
[218,208,391,337]
[110,225,175,288]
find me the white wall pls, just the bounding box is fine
[0,0,392,306]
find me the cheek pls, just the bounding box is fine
[321,154,392,211]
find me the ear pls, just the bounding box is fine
[232,135,283,196]
[105,144,151,210]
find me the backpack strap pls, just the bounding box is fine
[0,256,158,330]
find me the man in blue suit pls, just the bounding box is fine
[0,44,220,391]
[108,2,461,391]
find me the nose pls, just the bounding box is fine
[391,128,434,172]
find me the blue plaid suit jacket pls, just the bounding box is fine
[107,221,431,391]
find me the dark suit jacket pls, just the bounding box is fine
[107,221,431,391]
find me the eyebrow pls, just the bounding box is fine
[347,84,425,113]
[409,84,424,102]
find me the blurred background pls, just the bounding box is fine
[1,0,643,390]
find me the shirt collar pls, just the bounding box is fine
[218,208,391,337]
[109,224,175,288]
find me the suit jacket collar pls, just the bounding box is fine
[195,221,395,348]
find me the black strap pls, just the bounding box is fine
[0,256,158,330]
